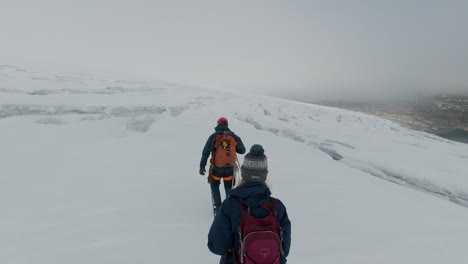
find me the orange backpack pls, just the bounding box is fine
[211,131,238,168]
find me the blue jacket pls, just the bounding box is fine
[200,125,246,170]
[208,182,292,264]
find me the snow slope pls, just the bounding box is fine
[1,65,468,263]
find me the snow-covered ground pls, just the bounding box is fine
[1,65,468,263]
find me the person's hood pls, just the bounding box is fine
[229,182,271,207]
[214,124,230,132]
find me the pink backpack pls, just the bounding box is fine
[236,198,283,264]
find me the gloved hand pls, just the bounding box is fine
[199,168,206,175]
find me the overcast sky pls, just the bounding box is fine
[1,0,467,101]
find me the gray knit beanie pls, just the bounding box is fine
[241,144,268,183]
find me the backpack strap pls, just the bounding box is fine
[263,197,284,256]
[265,197,278,216]
[222,131,229,149]
[210,132,224,164]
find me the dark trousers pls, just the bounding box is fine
[210,167,236,209]
[210,178,235,209]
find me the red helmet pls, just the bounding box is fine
[217,117,228,126]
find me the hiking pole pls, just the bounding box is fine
[208,164,217,217]
[233,158,241,189]
[210,188,216,217]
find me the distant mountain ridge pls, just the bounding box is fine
[314,94,468,144]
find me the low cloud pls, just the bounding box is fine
[1,0,467,102]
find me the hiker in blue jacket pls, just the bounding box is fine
[200,117,246,214]
[208,145,291,264]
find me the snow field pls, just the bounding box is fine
[1,66,468,263]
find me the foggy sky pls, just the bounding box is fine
[1,0,467,101]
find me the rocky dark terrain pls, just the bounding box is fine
[313,94,468,144]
